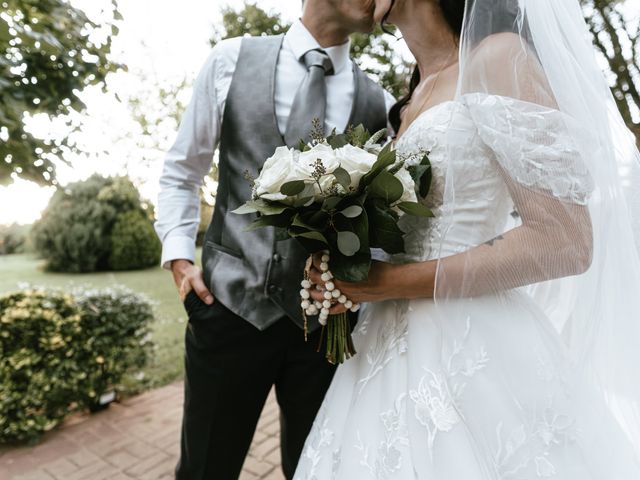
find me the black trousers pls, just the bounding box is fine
[175,291,338,480]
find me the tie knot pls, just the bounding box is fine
[303,49,334,76]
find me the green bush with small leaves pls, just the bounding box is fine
[0,286,154,444]
[31,174,158,273]
[109,210,161,271]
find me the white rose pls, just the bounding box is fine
[334,144,378,189]
[395,167,418,204]
[296,143,340,177]
[296,143,340,200]
[254,146,300,202]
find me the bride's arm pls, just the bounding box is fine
[309,179,592,306]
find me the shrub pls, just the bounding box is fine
[0,223,31,255]
[0,286,154,444]
[30,174,158,273]
[109,210,161,271]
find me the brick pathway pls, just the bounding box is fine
[0,382,285,480]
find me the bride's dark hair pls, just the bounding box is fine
[387,0,467,133]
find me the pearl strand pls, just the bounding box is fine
[300,251,360,325]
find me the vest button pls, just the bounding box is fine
[268,284,280,295]
[272,253,281,262]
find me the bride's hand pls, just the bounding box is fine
[308,253,402,314]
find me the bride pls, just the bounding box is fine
[293,0,640,478]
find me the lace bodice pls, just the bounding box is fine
[392,94,594,263]
[394,99,513,262]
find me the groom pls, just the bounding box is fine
[154,1,392,478]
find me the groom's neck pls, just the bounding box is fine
[300,10,350,48]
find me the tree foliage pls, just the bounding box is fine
[582,0,640,141]
[0,0,122,186]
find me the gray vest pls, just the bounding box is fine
[202,34,388,331]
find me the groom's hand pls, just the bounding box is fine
[171,259,215,304]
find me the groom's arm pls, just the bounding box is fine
[154,39,241,299]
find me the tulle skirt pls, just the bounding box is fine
[293,291,640,479]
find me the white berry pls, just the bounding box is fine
[324,291,333,300]
[325,282,335,291]
[319,316,328,326]
[338,295,347,304]
[323,300,332,309]
[350,304,360,312]
[307,305,318,315]
[301,300,310,309]
[314,300,323,309]
[301,280,312,289]
[300,289,310,299]
[320,262,329,272]
[321,272,331,282]
[345,300,353,309]
[321,254,330,263]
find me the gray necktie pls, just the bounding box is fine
[284,49,335,147]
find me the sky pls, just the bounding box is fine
[2,0,640,225]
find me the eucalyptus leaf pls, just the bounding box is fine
[294,231,329,244]
[407,153,432,198]
[337,231,361,257]
[330,251,371,282]
[340,205,363,218]
[333,166,352,190]
[368,171,404,204]
[328,134,349,149]
[368,206,406,254]
[322,196,343,212]
[397,201,434,217]
[280,180,307,196]
[231,203,260,215]
[360,143,397,187]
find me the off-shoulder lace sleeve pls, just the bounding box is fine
[463,93,595,205]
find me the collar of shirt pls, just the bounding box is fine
[284,19,352,74]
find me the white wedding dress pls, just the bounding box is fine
[293,95,640,479]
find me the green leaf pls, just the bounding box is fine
[348,124,371,147]
[407,153,432,198]
[337,231,361,257]
[360,143,397,187]
[244,212,292,231]
[368,171,404,204]
[232,200,288,216]
[293,231,329,244]
[330,251,371,282]
[340,205,363,218]
[322,196,343,212]
[280,180,307,196]
[368,205,405,254]
[333,167,352,190]
[327,134,349,149]
[231,203,260,215]
[396,202,434,217]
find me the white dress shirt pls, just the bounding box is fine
[154,20,396,270]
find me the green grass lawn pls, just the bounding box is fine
[0,249,201,394]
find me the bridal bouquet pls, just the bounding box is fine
[233,121,433,363]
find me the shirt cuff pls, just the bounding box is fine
[160,235,196,270]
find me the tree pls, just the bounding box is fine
[582,0,640,141]
[0,0,122,186]
[31,174,159,272]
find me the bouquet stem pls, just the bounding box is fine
[319,312,356,365]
